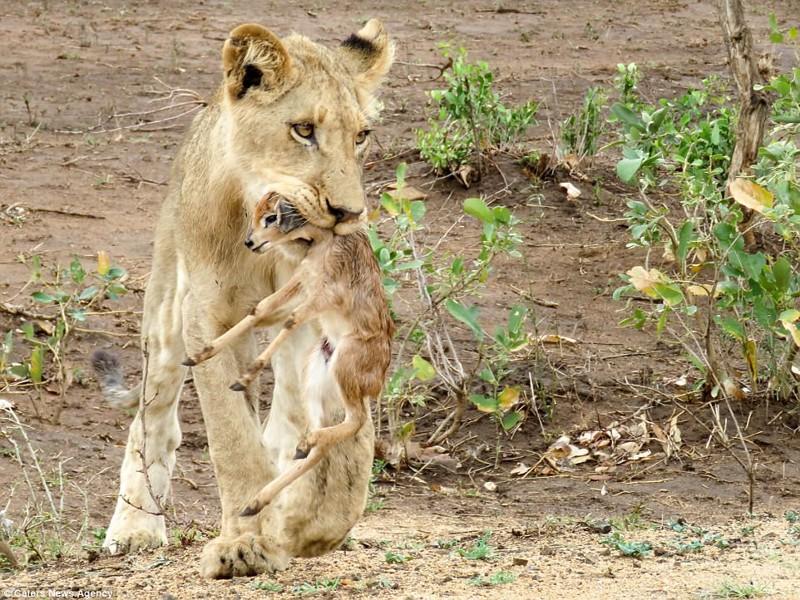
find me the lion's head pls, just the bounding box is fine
[217,20,393,232]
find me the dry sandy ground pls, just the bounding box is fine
[1,0,800,598]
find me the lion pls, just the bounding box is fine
[90,19,394,578]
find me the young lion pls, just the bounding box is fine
[183,192,394,515]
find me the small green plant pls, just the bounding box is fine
[1,252,127,420]
[709,581,770,599]
[768,13,799,46]
[601,532,652,558]
[785,510,799,523]
[468,571,517,586]
[253,581,284,592]
[384,550,408,564]
[613,63,642,109]
[292,578,340,596]
[455,531,495,561]
[673,539,704,554]
[560,86,607,161]
[609,506,648,531]
[611,67,800,407]
[417,45,537,177]
[371,163,530,446]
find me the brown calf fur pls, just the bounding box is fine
[184,192,394,515]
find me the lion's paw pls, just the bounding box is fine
[103,527,166,555]
[199,534,289,579]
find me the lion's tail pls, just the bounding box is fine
[90,349,141,409]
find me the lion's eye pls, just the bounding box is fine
[355,129,371,145]
[291,123,315,140]
[263,214,278,228]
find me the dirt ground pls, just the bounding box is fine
[1,0,800,598]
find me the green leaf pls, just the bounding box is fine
[773,257,792,294]
[9,364,29,379]
[734,251,767,282]
[507,305,527,335]
[655,308,669,335]
[409,200,426,224]
[676,220,694,265]
[30,346,44,384]
[478,366,497,385]
[652,283,684,307]
[20,322,34,340]
[500,411,522,431]
[31,292,55,304]
[412,355,436,382]
[30,255,42,280]
[395,162,407,189]
[78,286,99,302]
[445,299,483,340]
[105,266,126,280]
[492,206,511,224]
[610,103,645,131]
[69,309,87,322]
[69,257,86,284]
[380,194,400,216]
[616,154,644,183]
[719,316,746,342]
[106,283,127,300]
[469,394,497,413]
[463,197,495,225]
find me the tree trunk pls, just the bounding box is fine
[718,0,772,247]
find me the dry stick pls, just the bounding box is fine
[395,57,452,80]
[121,342,167,518]
[719,0,772,248]
[528,371,546,437]
[0,301,54,321]
[25,206,105,220]
[90,105,204,135]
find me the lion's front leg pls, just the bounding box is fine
[104,246,187,555]
[182,294,290,578]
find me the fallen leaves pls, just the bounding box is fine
[516,415,682,477]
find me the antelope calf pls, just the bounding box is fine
[184,193,393,515]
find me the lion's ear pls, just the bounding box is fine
[222,24,291,100]
[339,19,394,95]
